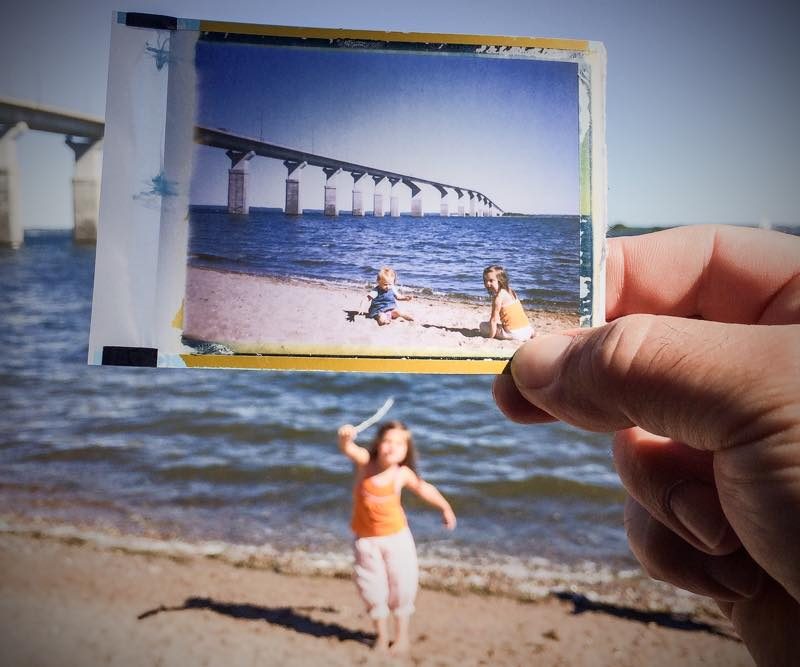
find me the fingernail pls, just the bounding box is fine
[705,554,763,599]
[669,481,732,552]
[510,335,572,389]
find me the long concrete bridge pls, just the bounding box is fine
[1,98,104,247]
[195,126,503,218]
[0,97,504,248]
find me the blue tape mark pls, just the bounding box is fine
[177,19,200,31]
[579,215,593,326]
[133,170,178,205]
[145,35,171,70]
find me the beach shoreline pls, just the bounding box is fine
[0,523,750,666]
[182,266,579,358]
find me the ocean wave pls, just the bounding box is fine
[0,517,725,621]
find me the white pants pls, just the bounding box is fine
[353,527,419,620]
[479,321,533,341]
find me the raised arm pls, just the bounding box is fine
[338,424,370,466]
[403,468,456,529]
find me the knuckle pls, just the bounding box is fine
[589,315,656,389]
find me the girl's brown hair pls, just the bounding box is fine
[483,265,517,300]
[369,420,417,473]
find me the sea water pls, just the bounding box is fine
[1,225,636,601]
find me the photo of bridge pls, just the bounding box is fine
[196,125,503,218]
[179,32,583,361]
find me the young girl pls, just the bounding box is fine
[337,420,456,654]
[480,264,534,341]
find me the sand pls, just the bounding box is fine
[0,529,752,667]
[182,266,579,358]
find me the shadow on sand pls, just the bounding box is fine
[138,596,374,645]
[554,592,739,640]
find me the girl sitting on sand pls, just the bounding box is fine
[366,267,414,325]
[337,420,456,654]
[480,265,534,340]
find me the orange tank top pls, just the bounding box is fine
[500,299,530,331]
[351,473,407,538]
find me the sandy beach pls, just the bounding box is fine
[182,266,579,357]
[0,527,752,667]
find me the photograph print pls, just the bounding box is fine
[181,29,589,366]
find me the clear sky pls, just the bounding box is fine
[191,41,578,214]
[2,0,798,228]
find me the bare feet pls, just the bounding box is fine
[372,637,390,652]
[389,639,410,656]
[372,617,389,651]
[390,615,411,656]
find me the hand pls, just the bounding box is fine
[493,225,800,666]
[442,506,457,530]
[338,424,356,448]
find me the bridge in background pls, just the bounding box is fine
[196,126,503,218]
[0,98,104,247]
[0,98,504,248]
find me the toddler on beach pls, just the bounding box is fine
[337,420,456,654]
[480,265,534,341]
[365,267,414,325]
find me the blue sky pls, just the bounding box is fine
[1,0,798,227]
[191,41,578,214]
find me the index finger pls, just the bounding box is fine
[607,225,800,325]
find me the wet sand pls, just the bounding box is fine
[182,266,579,357]
[0,529,751,666]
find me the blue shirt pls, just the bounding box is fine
[367,285,400,318]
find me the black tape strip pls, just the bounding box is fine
[124,13,178,31]
[102,346,158,367]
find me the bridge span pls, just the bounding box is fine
[1,98,104,247]
[195,126,503,218]
[0,96,504,248]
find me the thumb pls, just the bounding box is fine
[508,314,799,451]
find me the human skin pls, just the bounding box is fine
[492,225,800,666]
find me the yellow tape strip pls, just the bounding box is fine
[180,354,506,374]
[198,21,589,52]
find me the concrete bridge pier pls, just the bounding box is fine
[388,177,401,217]
[350,171,367,216]
[0,122,27,248]
[66,136,102,243]
[226,150,255,214]
[468,192,477,217]
[433,184,448,217]
[371,175,386,216]
[404,179,423,217]
[284,160,307,215]
[322,167,341,216]
[454,188,465,216]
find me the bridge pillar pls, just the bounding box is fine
[0,122,27,249]
[388,177,401,217]
[284,160,306,215]
[468,192,476,217]
[371,175,386,216]
[66,136,102,243]
[454,188,465,216]
[350,171,367,216]
[322,167,341,216]
[226,150,255,215]
[404,179,423,217]
[433,185,448,217]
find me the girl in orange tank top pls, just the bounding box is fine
[338,420,456,654]
[480,264,534,342]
